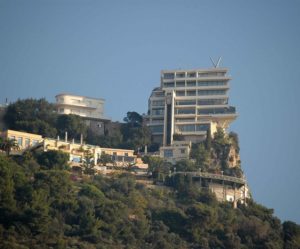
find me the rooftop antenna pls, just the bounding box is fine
[210,56,222,68]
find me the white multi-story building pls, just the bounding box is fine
[56,93,106,119]
[55,93,111,135]
[147,67,237,146]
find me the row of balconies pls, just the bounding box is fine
[162,81,229,89]
[162,71,227,80]
[150,106,236,116]
[57,100,98,109]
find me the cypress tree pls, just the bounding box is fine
[205,127,212,151]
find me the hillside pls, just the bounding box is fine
[0,152,300,249]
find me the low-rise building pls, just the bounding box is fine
[159,141,191,164]
[0,129,148,172]
[0,129,43,154]
[42,137,145,169]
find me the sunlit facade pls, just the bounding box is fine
[55,93,111,135]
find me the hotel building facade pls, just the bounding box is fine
[147,67,237,146]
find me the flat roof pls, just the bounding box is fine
[55,93,105,101]
[161,67,229,74]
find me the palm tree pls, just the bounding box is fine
[0,138,20,156]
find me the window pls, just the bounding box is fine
[198,72,218,77]
[163,73,174,79]
[151,118,164,124]
[72,156,81,163]
[196,124,210,131]
[153,92,164,97]
[25,138,30,147]
[71,99,81,104]
[198,107,236,115]
[197,90,227,95]
[176,81,185,87]
[176,100,196,105]
[176,73,185,78]
[59,108,64,113]
[176,108,195,115]
[187,72,196,78]
[17,137,23,146]
[175,118,195,122]
[180,149,186,154]
[164,149,173,158]
[187,80,196,87]
[152,108,164,115]
[176,91,185,96]
[177,124,195,132]
[152,100,164,106]
[124,156,135,162]
[164,82,175,88]
[197,98,228,105]
[125,153,128,156]
[150,125,163,133]
[32,140,38,146]
[187,90,196,96]
[197,81,227,87]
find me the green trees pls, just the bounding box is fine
[121,112,151,151]
[0,138,20,156]
[190,143,210,171]
[123,111,143,127]
[0,152,299,248]
[4,99,154,154]
[4,98,57,137]
[98,153,113,166]
[205,127,212,150]
[0,155,17,222]
[82,149,95,175]
[143,156,171,181]
[56,114,87,141]
[189,127,243,176]
[35,150,69,170]
[283,221,300,249]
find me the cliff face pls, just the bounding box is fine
[192,129,243,177]
[210,143,241,171]
[227,145,241,168]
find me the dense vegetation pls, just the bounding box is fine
[3,99,151,151]
[2,98,300,248]
[0,152,300,249]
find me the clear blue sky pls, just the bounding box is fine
[1,0,300,223]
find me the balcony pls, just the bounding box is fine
[57,100,97,109]
[198,106,236,115]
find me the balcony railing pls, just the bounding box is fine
[198,106,236,115]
